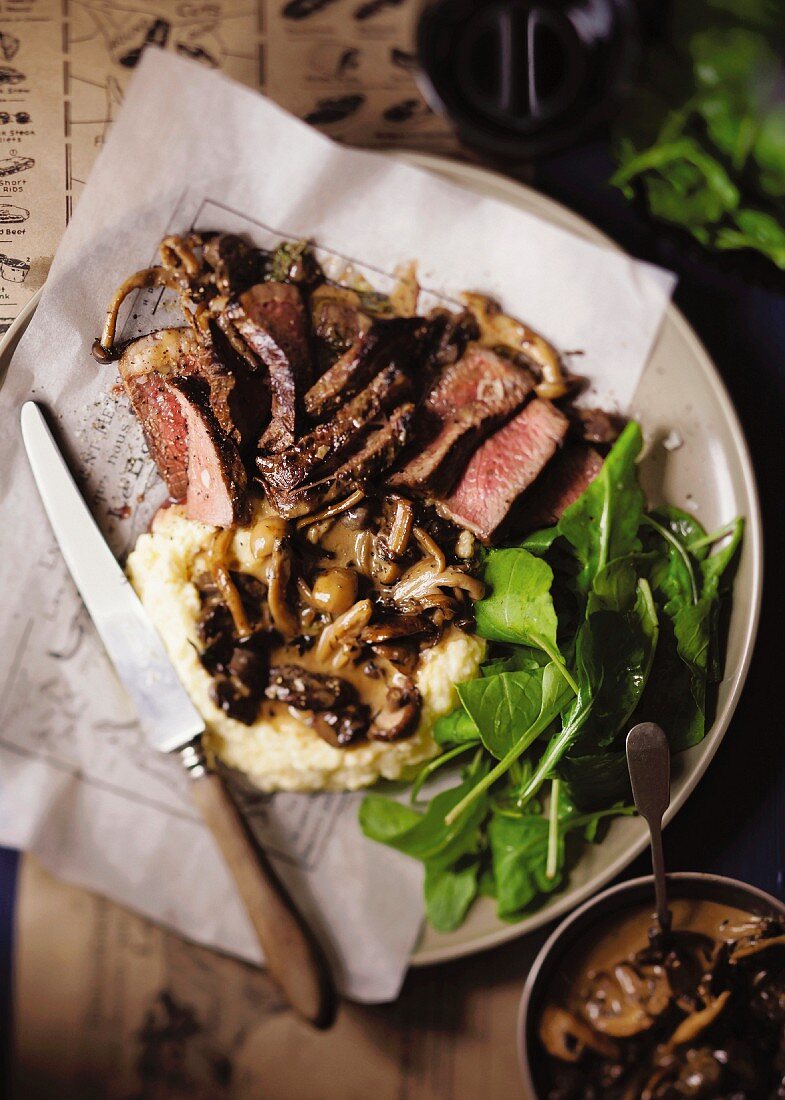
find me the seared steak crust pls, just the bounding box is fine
[223,282,312,451]
[257,363,412,493]
[304,316,424,422]
[169,375,249,527]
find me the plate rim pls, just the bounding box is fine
[3,157,762,970]
[396,153,763,966]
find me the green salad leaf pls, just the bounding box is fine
[612,5,785,268]
[359,422,742,932]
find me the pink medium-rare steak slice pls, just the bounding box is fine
[514,444,603,531]
[169,376,249,528]
[222,282,312,451]
[119,327,196,500]
[437,398,569,540]
[389,343,534,496]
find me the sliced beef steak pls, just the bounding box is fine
[257,363,411,493]
[194,324,271,453]
[304,316,424,422]
[327,402,415,488]
[222,282,312,451]
[119,328,196,500]
[437,398,569,541]
[390,343,534,495]
[169,376,249,527]
[514,444,603,531]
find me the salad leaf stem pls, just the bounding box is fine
[443,698,566,827]
[514,696,595,812]
[546,779,561,879]
[688,519,739,552]
[410,742,476,803]
[538,639,579,694]
[643,514,699,604]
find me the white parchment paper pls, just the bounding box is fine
[0,49,676,1003]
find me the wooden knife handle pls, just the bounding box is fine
[188,767,337,1029]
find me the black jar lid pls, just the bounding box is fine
[416,0,640,159]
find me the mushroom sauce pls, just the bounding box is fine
[536,899,785,1099]
[192,491,483,746]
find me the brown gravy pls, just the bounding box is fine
[553,899,759,1005]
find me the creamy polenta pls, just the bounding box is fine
[127,505,485,792]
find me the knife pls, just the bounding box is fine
[20,400,337,1029]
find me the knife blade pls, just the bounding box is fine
[20,400,204,753]
[20,400,337,1028]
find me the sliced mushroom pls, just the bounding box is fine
[667,989,731,1047]
[462,291,567,400]
[159,233,203,279]
[310,283,371,350]
[266,538,299,641]
[93,266,186,360]
[300,568,358,617]
[538,1004,620,1063]
[370,642,420,675]
[315,598,373,667]
[730,932,785,961]
[265,664,357,710]
[307,703,370,748]
[209,529,253,640]
[295,488,366,531]
[369,674,422,742]
[583,963,667,1038]
[383,496,415,560]
[361,613,434,645]
[392,563,485,606]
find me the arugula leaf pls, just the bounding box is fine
[515,685,595,811]
[481,647,547,677]
[701,516,743,599]
[360,771,490,870]
[444,664,574,826]
[519,527,560,555]
[458,665,571,760]
[475,549,561,657]
[488,813,563,918]
[716,209,785,267]
[424,859,480,932]
[433,707,480,746]
[357,797,422,845]
[560,749,632,811]
[754,105,785,196]
[584,580,659,746]
[558,423,645,593]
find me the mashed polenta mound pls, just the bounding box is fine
[126,505,485,792]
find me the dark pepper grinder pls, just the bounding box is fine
[416,0,641,160]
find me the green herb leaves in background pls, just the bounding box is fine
[359,423,742,932]
[612,2,785,268]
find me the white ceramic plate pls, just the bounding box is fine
[2,155,762,969]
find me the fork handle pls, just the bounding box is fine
[182,742,337,1029]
